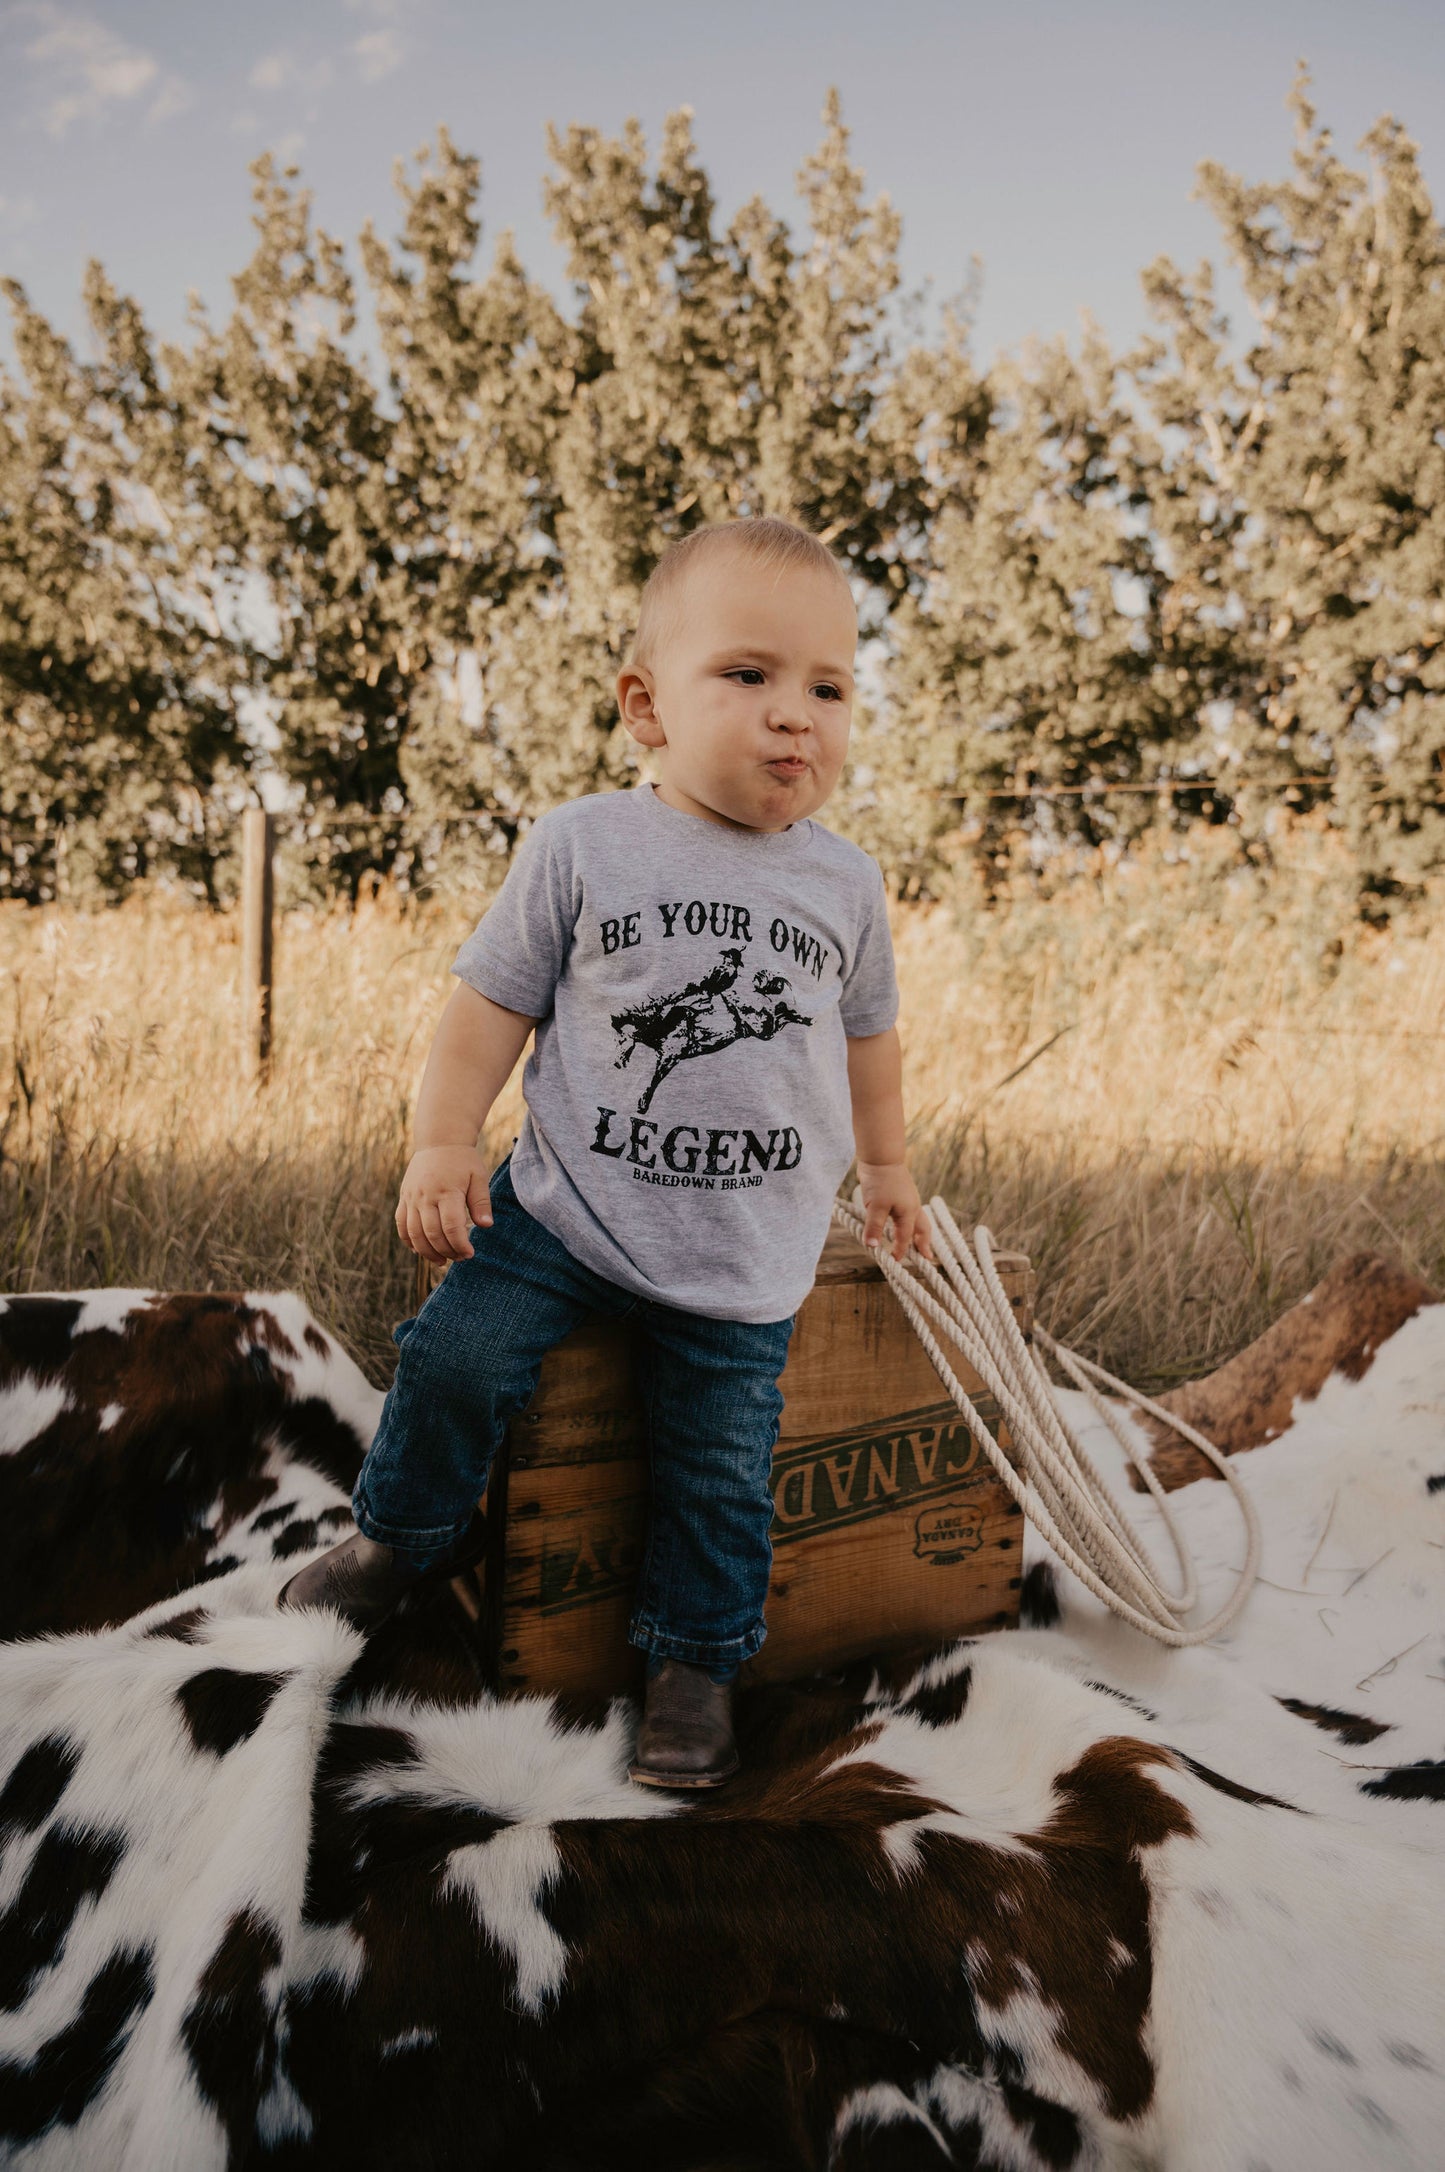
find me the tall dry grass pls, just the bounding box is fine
[4,825,1443,1389]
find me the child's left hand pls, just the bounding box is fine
[856,1161,934,1263]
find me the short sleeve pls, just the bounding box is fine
[839,861,899,1036]
[450,815,576,1018]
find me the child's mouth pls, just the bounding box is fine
[767,759,809,779]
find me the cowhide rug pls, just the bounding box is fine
[0,1260,1441,2171]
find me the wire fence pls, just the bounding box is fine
[0,768,1390,845]
[8,797,1442,1091]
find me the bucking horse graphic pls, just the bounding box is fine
[610,946,813,1113]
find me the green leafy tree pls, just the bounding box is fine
[885,322,1200,883]
[172,155,422,902]
[485,92,927,843]
[3,70,1442,911]
[351,95,931,897]
[0,268,241,902]
[357,130,572,896]
[1127,65,1445,903]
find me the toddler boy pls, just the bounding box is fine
[279,515,932,1787]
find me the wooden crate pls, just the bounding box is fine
[415,1226,1033,1698]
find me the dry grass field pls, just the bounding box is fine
[5,824,1443,1392]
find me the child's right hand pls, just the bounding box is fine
[394,1145,494,1264]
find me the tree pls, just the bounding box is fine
[164,155,429,903]
[0,267,241,903]
[3,71,1442,910]
[885,320,1202,883]
[359,94,933,896]
[358,130,573,897]
[1127,64,1445,904]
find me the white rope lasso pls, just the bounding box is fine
[832,1189,1261,1646]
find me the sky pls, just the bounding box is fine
[0,0,1442,380]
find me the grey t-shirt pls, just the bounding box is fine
[450,780,900,1322]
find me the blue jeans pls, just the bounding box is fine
[352,1153,797,1669]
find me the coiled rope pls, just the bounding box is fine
[831,1189,1261,1646]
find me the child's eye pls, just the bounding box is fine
[812,683,843,702]
[726,668,766,687]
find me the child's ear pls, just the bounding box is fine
[616,661,666,748]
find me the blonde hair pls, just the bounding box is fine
[628,516,852,667]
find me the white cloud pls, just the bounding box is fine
[146,73,192,125]
[9,3,188,137]
[352,26,402,82]
[249,48,333,95]
[343,0,413,78]
[249,49,292,92]
[249,10,409,103]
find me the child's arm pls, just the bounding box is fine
[845,1026,934,1263]
[396,984,540,1266]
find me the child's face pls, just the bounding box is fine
[616,552,857,833]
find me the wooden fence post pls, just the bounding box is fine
[241,807,276,1081]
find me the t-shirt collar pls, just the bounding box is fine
[634,779,813,854]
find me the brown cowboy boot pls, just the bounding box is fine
[628,1659,740,1789]
[276,1510,486,1633]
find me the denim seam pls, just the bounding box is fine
[351,1486,473,1552]
[633,1345,663,1620]
[628,1619,767,1664]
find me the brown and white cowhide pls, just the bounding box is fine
[0,1269,1441,2170]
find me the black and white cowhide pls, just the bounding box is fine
[1,1281,1442,2170]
